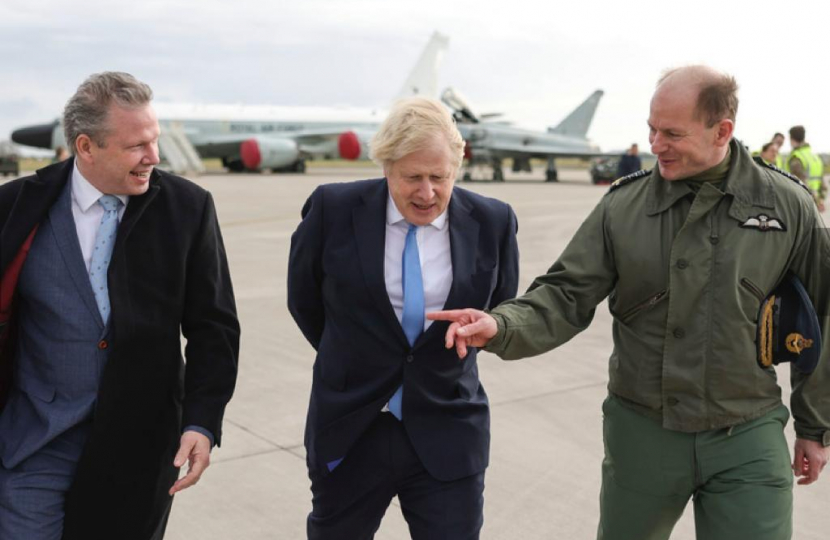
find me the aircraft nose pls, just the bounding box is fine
[11,121,58,149]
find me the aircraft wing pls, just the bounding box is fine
[476,140,614,160]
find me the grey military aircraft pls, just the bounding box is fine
[440,87,606,181]
[11,32,449,174]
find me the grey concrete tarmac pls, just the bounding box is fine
[163,165,830,540]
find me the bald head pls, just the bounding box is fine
[648,65,737,181]
[655,65,739,127]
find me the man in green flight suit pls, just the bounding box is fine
[429,65,830,540]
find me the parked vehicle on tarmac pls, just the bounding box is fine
[0,141,21,177]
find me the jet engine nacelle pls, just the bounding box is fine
[240,137,300,171]
[337,130,373,161]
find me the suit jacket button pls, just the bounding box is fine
[673,328,685,339]
[98,340,109,350]
[406,354,414,363]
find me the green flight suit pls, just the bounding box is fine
[485,140,830,539]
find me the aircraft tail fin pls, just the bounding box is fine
[394,31,449,100]
[548,90,604,138]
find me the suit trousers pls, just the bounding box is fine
[0,419,91,540]
[307,413,485,540]
[598,395,793,540]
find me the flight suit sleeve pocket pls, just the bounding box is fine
[17,377,56,403]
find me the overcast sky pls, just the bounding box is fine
[2,0,828,154]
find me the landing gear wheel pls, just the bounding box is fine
[224,159,245,173]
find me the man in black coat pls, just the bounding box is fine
[288,97,519,539]
[0,72,239,539]
[616,143,643,178]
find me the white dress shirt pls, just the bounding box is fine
[71,162,128,272]
[384,193,453,333]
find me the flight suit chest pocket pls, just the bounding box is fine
[740,277,766,302]
[614,290,669,324]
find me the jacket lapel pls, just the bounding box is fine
[417,192,479,346]
[0,161,70,275]
[113,172,160,255]
[48,182,106,328]
[352,180,409,347]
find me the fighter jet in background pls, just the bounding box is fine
[441,87,606,181]
[11,32,449,174]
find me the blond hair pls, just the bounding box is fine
[370,97,464,170]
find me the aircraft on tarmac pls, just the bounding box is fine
[440,87,607,181]
[11,32,449,174]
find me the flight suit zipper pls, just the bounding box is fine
[619,290,668,323]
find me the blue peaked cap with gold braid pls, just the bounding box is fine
[757,274,822,374]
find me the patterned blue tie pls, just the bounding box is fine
[89,195,121,324]
[388,223,424,420]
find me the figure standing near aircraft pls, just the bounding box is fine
[616,143,642,177]
[288,97,518,539]
[0,71,240,539]
[429,65,830,540]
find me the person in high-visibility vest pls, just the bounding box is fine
[771,132,785,169]
[789,125,826,211]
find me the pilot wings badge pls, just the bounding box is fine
[740,214,787,232]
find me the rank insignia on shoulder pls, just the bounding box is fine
[609,169,650,192]
[762,162,811,193]
[739,214,786,232]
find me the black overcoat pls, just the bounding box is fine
[0,159,240,539]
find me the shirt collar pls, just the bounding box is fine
[72,161,129,212]
[646,139,774,216]
[385,192,448,230]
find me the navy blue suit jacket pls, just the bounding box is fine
[288,178,519,482]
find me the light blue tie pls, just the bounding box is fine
[388,223,424,420]
[89,195,121,324]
